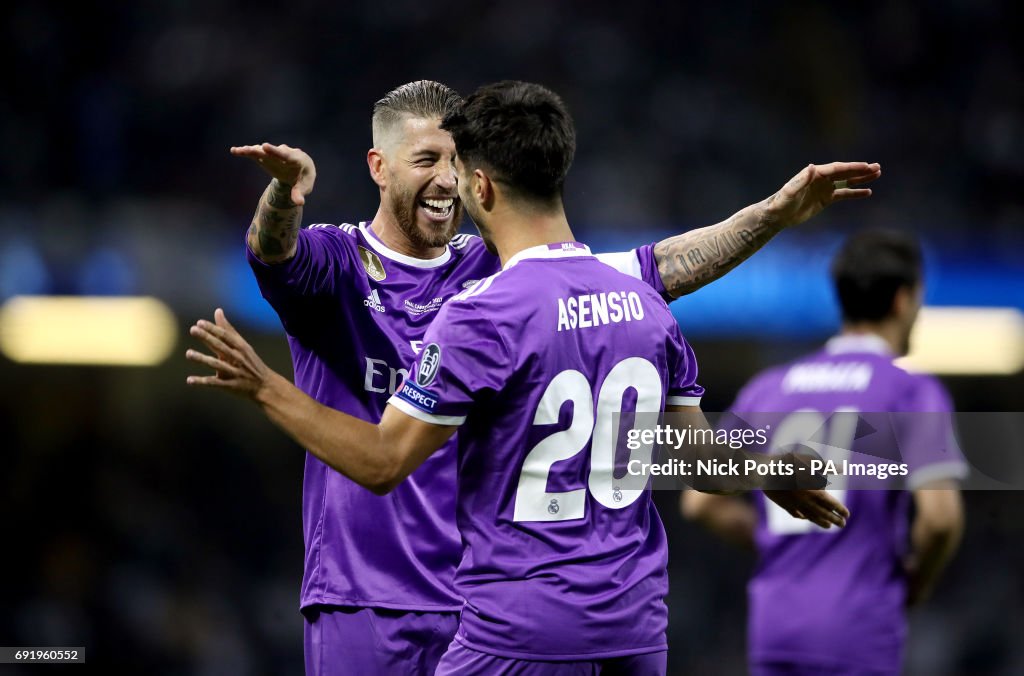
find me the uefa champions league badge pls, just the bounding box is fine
[358,246,386,281]
[417,344,442,387]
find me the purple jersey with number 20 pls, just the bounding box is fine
[391,242,704,660]
[249,224,668,614]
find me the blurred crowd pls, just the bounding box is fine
[1,1,1023,312]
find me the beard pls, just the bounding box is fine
[463,201,497,255]
[388,182,462,250]
[479,231,498,256]
[462,199,497,257]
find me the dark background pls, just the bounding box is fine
[2,1,1023,674]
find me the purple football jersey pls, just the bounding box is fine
[390,242,704,660]
[729,334,968,672]
[248,224,667,612]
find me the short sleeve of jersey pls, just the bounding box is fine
[247,226,351,300]
[388,298,512,426]
[896,375,969,489]
[594,243,670,301]
[246,226,351,332]
[665,321,704,407]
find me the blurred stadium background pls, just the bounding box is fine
[2,1,1022,673]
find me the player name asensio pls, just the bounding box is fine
[557,291,645,331]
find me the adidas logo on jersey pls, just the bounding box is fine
[363,288,386,313]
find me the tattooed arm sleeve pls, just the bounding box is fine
[653,198,783,298]
[247,179,303,264]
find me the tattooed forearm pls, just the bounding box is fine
[248,179,302,262]
[266,181,295,209]
[654,199,783,298]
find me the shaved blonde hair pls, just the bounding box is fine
[371,80,462,149]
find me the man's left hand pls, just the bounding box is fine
[765,161,882,228]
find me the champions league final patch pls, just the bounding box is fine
[416,343,441,387]
[358,246,386,281]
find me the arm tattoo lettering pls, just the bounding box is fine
[654,202,781,298]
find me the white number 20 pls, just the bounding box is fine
[512,357,663,522]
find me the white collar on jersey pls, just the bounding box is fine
[825,333,894,356]
[358,222,452,268]
[502,241,593,270]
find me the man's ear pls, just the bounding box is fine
[474,169,495,211]
[368,148,386,190]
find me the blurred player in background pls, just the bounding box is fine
[190,80,849,675]
[683,230,967,675]
[229,76,880,674]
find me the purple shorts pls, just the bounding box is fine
[303,605,459,676]
[435,640,667,676]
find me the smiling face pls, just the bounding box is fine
[379,116,463,249]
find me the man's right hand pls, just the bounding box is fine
[187,308,279,401]
[764,489,849,530]
[230,143,317,206]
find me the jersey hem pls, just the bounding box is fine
[299,593,461,613]
[388,395,467,425]
[454,634,667,661]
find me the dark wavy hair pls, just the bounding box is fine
[441,80,576,204]
[831,229,923,322]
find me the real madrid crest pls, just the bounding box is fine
[358,246,386,281]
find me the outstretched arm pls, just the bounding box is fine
[654,161,882,297]
[231,143,318,264]
[186,309,456,494]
